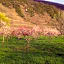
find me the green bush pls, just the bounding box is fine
[27,7,34,17]
[14,4,24,17]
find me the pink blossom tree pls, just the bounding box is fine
[11,25,42,52]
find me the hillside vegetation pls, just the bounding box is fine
[0,0,60,18]
[0,0,64,35]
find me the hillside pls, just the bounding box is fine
[0,0,64,35]
[0,0,64,64]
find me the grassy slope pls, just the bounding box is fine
[0,36,64,64]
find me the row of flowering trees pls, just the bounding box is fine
[11,25,42,38]
[0,12,61,49]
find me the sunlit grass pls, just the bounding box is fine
[0,36,64,64]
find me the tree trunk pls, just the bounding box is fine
[26,40,30,52]
[2,34,5,47]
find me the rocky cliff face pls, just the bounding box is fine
[0,0,64,36]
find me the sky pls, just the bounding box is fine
[45,0,64,4]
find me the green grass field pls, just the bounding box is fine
[0,36,64,64]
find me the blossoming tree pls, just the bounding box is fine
[0,12,10,46]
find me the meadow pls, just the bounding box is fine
[0,36,64,64]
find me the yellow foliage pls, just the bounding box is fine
[0,12,10,26]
